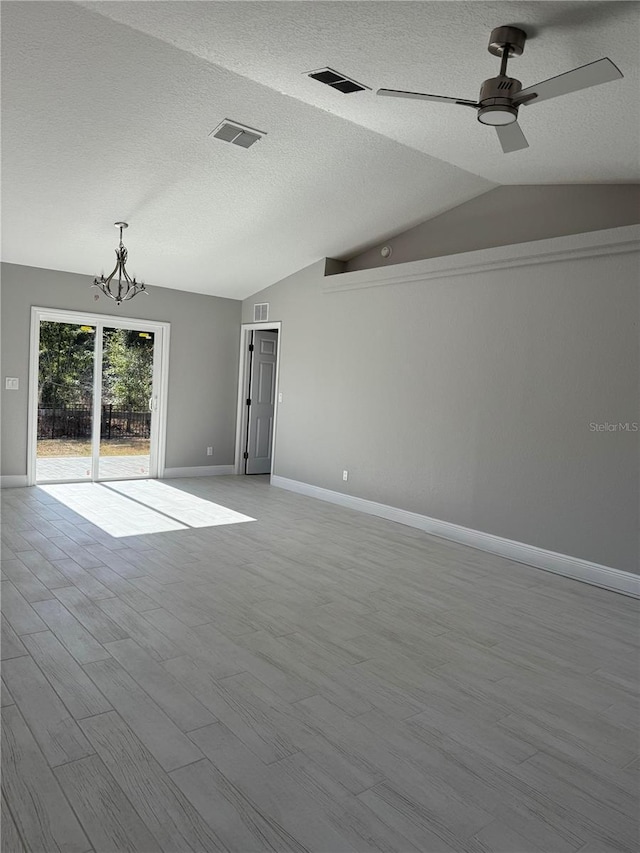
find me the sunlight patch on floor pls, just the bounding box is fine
[38,481,255,537]
[105,480,256,528]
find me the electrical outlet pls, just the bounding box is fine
[207,446,213,456]
[342,470,348,481]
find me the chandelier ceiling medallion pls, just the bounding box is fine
[92,221,147,305]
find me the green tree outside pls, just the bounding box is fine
[102,329,154,410]
[38,321,95,407]
[39,322,154,411]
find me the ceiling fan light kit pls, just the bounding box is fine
[377,24,623,153]
[477,104,518,126]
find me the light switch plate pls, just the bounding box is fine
[5,378,19,390]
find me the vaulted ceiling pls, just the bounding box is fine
[2,1,638,299]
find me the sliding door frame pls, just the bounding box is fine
[28,307,170,486]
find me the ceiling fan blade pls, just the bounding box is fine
[377,88,478,108]
[516,57,622,107]
[495,122,529,154]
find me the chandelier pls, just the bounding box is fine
[92,222,147,305]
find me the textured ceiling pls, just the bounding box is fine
[2,1,638,299]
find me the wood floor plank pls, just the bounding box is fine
[235,629,370,715]
[196,621,318,703]
[170,758,308,853]
[51,558,115,599]
[95,599,181,660]
[407,704,537,766]
[130,576,220,626]
[576,840,637,853]
[85,544,145,578]
[144,607,248,677]
[479,799,585,853]
[21,630,112,719]
[1,619,28,660]
[104,638,217,731]
[18,528,68,561]
[1,678,15,707]
[0,544,17,561]
[82,658,203,771]
[1,654,94,766]
[13,549,70,589]
[0,525,32,553]
[1,793,26,853]
[32,598,110,663]
[48,538,105,570]
[79,711,228,852]
[54,754,160,853]
[46,517,101,546]
[357,785,470,853]
[86,564,159,611]
[165,658,301,764]
[295,699,494,832]
[512,750,639,850]
[332,660,427,719]
[497,706,634,768]
[189,722,361,852]
[1,580,48,634]
[1,705,91,853]
[156,579,258,636]
[53,585,128,643]
[277,750,424,852]
[0,557,56,602]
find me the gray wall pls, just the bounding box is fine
[243,241,639,573]
[345,185,640,272]
[1,263,241,475]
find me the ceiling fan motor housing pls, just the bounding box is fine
[477,76,522,124]
[488,26,527,57]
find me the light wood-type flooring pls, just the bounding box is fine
[1,476,638,853]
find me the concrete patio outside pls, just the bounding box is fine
[36,455,150,481]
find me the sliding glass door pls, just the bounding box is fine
[99,327,155,480]
[31,310,168,485]
[36,321,96,481]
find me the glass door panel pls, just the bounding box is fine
[99,327,155,480]
[36,321,96,482]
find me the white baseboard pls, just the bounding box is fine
[271,476,640,599]
[0,475,29,488]
[162,465,235,478]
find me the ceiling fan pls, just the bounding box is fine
[377,25,623,153]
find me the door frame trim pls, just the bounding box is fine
[27,307,171,486]
[234,321,282,476]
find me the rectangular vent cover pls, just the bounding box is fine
[306,67,369,94]
[253,303,269,322]
[209,120,265,148]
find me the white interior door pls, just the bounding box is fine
[245,330,278,474]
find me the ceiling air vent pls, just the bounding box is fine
[254,303,269,322]
[209,120,265,149]
[306,67,369,94]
